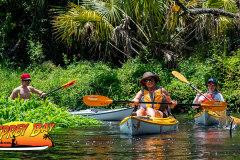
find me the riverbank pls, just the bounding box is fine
[1,53,239,113]
[0,93,103,127]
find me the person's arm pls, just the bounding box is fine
[217,93,224,101]
[130,90,142,107]
[9,88,19,100]
[192,95,199,109]
[29,87,47,98]
[193,91,204,104]
[192,91,207,109]
[167,105,173,116]
[162,88,177,108]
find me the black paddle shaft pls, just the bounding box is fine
[112,100,202,106]
[189,83,211,101]
[45,87,62,96]
[38,87,62,99]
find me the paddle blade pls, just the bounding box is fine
[230,116,240,125]
[172,71,189,84]
[200,100,227,111]
[83,95,113,106]
[61,79,77,88]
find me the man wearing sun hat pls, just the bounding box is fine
[9,73,47,100]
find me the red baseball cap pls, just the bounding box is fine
[21,74,31,80]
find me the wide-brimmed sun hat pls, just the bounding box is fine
[139,72,160,86]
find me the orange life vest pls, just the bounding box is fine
[140,86,167,111]
[202,91,220,102]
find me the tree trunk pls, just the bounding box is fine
[3,23,34,57]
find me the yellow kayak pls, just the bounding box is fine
[194,110,221,126]
[195,110,240,126]
[230,116,240,125]
[120,116,178,136]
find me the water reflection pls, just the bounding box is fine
[0,114,240,159]
[192,127,226,154]
[119,128,194,159]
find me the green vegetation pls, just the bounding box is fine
[0,93,103,127]
[1,50,239,113]
[0,0,239,124]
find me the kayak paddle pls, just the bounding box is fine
[172,71,230,111]
[83,95,227,111]
[172,71,211,101]
[38,79,77,99]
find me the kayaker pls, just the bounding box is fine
[192,78,224,109]
[130,72,177,118]
[9,73,47,100]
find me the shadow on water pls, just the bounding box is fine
[1,114,240,159]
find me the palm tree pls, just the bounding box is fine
[50,1,122,62]
[50,0,239,65]
[50,0,168,63]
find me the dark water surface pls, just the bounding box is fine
[1,114,240,159]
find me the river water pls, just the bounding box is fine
[1,114,240,159]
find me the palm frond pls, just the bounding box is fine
[51,2,115,46]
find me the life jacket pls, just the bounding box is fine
[202,91,220,102]
[140,86,168,111]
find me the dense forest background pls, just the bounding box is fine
[0,0,239,114]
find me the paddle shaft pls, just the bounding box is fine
[172,71,211,101]
[83,95,227,111]
[37,79,77,99]
[112,100,202,106]
[38,87,62,99]
[172,71,228,111]
[188,83,211,101]
[205,59,233,122]
[45,87,62,96]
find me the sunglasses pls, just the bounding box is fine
[23,80,31,83]
[208,83,216,87]
[145,78,155,83]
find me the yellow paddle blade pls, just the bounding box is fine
[172,71,189,84]
[83,95,113,106]
[61,79,77,88]
[200,100,227,111]
[230,116,240,125]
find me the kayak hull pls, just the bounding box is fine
[0,146,48,151]
[120,116,178,136]
[194,110,220,126]
[70,107,134,121]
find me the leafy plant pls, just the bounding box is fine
[0,93,103,127]
[27,40,45,64]
[0,52,239,113]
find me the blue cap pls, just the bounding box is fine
[207,78,217,85]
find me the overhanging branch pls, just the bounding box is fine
[174,0,240,19]
[180,8,240,18]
